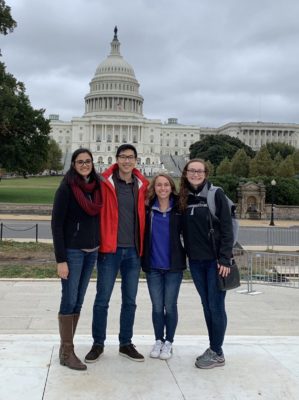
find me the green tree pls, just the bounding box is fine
[292,150,299,174]
[273,152,283,165]
[206,160,214,176]
[0,0,16,55]
[266,142,295,160]
[0,4,51,176]
[189,134,255,167]
[44,138,63,172]
[251,177,299,205]
[216,157,231,175]
[0,0,16,34]
[210,174,240,202]
[0,66,51,176]
[231,148,250,177]
[276,155,295,178]
[0,0,17,52]
[249,146,274,177]
[273,178,299,205]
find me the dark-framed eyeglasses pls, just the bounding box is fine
[117,155,136,161]
[186,169,206,175]
[75,159,93,166]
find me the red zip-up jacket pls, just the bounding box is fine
[99,163,149,255]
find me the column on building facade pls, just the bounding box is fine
[88,124,92,146]
[100,124,103,141]
[128,125,131,142]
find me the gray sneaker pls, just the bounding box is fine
[195,348,225,369]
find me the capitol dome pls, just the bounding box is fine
[84,27,144,117]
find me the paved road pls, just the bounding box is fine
[0,220,51,241]
[1,219,299,246]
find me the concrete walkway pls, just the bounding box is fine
[0,280,298,399]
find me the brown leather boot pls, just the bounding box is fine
[73,313,80,336]
[58,314,87,371]
[58,313,80,358]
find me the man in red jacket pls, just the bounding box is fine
[85,144,149,363]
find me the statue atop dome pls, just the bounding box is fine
[85,27,144,117]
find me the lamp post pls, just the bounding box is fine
[269,179,276,226]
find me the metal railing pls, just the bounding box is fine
[266,227,299,248]
[233,247,299,291]
[238,227,299,248]
[0,222,39,242]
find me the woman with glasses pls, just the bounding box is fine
[141,173,186,360]
[51,148,101,370]
[179,159,233,369]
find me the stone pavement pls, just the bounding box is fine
[0,280,298,400]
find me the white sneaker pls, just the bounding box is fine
[150,340,163,358]
[160,341,172,360]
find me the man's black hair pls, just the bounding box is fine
[116,144,137,158]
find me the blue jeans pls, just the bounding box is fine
[189,259,227,355]
[146,269,183,343]
[59,248,97,315]
[92,247,140,346]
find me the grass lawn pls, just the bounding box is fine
[0,240,193,279]
[0,175,180,204]
[0,176,62,204]
[0,241,57,278]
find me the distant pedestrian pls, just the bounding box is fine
[85,144,149,363]
[179,159,233,369]
[51,148,101,371]
[141,173,186,360]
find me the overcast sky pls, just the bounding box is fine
[2,0,299,127]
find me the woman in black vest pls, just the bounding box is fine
[52,148,101,370]
[179,159,233,369]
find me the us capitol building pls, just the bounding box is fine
[49,27,299,175]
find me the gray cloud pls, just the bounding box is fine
[2,0,299,127]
